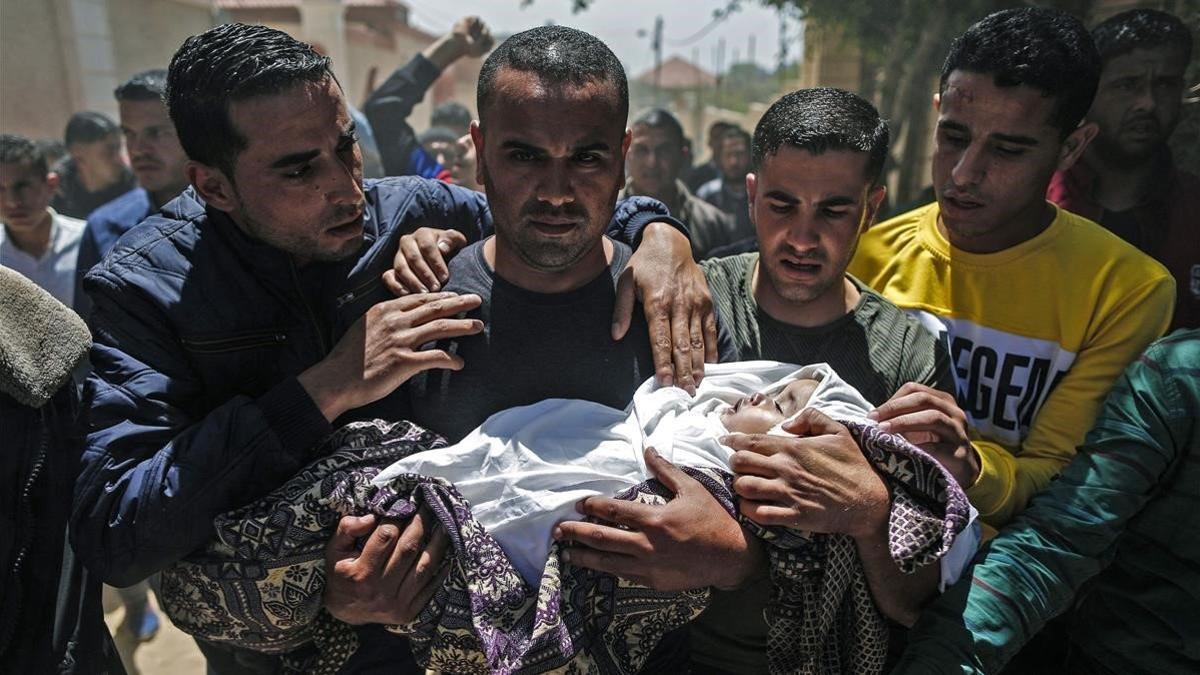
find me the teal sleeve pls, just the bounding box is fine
[894,346,1184,673]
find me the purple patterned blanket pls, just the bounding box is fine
[158,418,969,674]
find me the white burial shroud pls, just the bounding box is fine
[373,361,873,585]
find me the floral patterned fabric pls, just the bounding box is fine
[158,418,969,674]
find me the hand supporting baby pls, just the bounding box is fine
[552,447,767,592]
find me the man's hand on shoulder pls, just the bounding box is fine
[383,227,469,295]
[298,291,482,421]
[612,222,718,395]
[868,382,980,487]
[553,447,765,591]
[323,512,450,625]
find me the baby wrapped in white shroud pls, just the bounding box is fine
[375,361,890,586]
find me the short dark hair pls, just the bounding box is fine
[632,108,685,146]
[708,120,735,136]
[940,7,1100,137]
[115,69,168,102]
[1092,9,1193,65]
[431,101,472,130]
[419,126,460,147]
[752,87,889,185]
[64,111,120,146]
[165,23,332,177]
[0,133,49,177]
[477,25,628,125]
[720,127,752,151]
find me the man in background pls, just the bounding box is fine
[52,111,135,220]
[686,119,735,191]
[1048,8,1197,329]
[697,126,754,240]
[365,15,493,179]
[620,108,736,259]
[0,134,85,307]
[431,101,473,138]
[74,69,190,318]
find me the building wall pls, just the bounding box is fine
[1,0,77,139]
[108,0,214,79]
[1,0,214,141]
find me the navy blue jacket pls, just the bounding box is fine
[71,176,676,587]
[74,186,155,318]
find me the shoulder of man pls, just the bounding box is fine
[849,276,954,393]
[86,187,151,228]
[364,176,489,239]
[1050,206,1174,286]
[83,188,208,291]
[849,202,935,283]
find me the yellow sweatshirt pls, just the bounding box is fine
[849,202,1174,527]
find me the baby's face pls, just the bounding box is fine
[720,378,820,434]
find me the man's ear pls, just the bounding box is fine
[746,172,758,209]
[188,161,238,213]
[863,184,887,229]
[933,92,941,112]
[469,120,485,187]
[45,171,60,193]
[1057,121,1098,172]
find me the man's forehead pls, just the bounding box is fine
[631,125,677,145]
[119,98,171,123]
[229,78,349,155]
[941,70,1059,134]
[487,68,622,117]
[0,161,44,183]
[1103,47,1188,77]
[760,146,870,195]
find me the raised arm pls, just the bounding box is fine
[364,17,493,178]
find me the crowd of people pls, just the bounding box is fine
[0,5,1196,675]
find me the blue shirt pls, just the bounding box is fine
[74,187,153,316]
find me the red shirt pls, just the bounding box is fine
[1049,156,1199,330]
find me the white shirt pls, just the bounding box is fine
[0,208,85,307]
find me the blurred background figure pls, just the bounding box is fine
[51,111,135,220]
[432,101,473,139]
[1048,8,1198,330]
[686,119,736,192]
[0,133,84,308]
[620,108,736,259]
[449,133,482,192]
[365,15,493,181]
[74,69,190,319]
[418,126,463,170]
[697,125,753,240]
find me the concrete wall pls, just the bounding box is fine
[1,0,214,141]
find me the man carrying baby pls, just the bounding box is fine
[556,87,964,673]
[326,25,749,670]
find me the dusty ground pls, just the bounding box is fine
[103,586,204,675]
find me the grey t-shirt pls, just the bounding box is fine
[404,239,653,442]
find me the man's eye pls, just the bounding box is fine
[338,135,358,152]
[993,145,1025,157]
[768,202,793,214]
[509,150,537,162]
[822,208,850,219]
[942,132,968,147]
[575,152,601,165]
[283,165,311,179]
